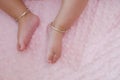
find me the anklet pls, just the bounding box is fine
[50,22,66,33]
[15,8,30,22]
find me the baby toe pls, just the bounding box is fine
[48,51,55,64]
[52,52,61,63]
[17,40,26,51]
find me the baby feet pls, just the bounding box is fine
[16,10,63,63]
[47,25,64,64]
[17,12,39,51]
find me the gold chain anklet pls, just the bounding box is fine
[50,22,66,33]
[15,8,30,22]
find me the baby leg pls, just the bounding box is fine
[0,0,40,51]
[47,0,88,63]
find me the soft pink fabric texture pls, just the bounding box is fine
[0,0,120,80]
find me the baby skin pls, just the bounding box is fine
[17,12,39,51]
[0,0,40,51]
[47,0,88,63]
[0,0,88,64]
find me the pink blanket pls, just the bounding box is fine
[0,0,120,80]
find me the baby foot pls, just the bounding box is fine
[17,13,39,51]
[47,25,64,64]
